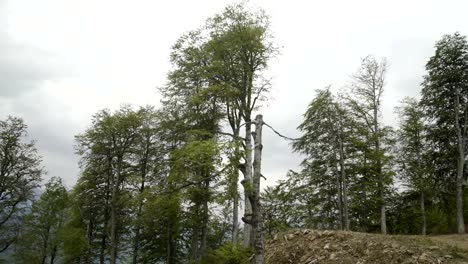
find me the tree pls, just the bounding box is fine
[75,106,143,264]
[421,32,468,234]
[14,177,69,264]
[205,3,278,246]
[0,116,43,252]
[293,88,352,230]
[347,55,394,234]
[396,97,428,235]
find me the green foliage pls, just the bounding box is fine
[14,177,69,264]
[0,116,43,252]
[199,243,252,264]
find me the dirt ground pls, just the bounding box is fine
[429,234,468,251]
[264,230,468,264]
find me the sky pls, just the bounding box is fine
[1,0,468,189]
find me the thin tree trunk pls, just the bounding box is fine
[374,105,386,235]
[110,159,122,264]
[243,119,253,247]
[232,129,240,244]
[339,135,349,230]
[334,160,343,230]
[133,140,149,264]
[200,178,210,257]
[421,191,427,235]
[50,245,57,264]
[233,189,239,243]
[455,90,465,234]
[252,114,264,264]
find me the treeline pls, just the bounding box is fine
[1,3,275,264]
[263,33,468,237]
[1,3,467,264]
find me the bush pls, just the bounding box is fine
[199,243,252,264]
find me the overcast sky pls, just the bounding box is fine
[1,0,468,188]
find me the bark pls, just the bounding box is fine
[338,135,349,231]
[243,119,253,247]
[132,138,150,264]
[167,223,177,264]
[232,129,240,244]
[374,100,386,235]
[421,191,427,235]
[100,157,113,264]
[252,115,264,264]
[232,188,239,243]
[334,158,343,230]
[455,89,466,234]
[50,245,57,264]
[110,157,123,264]
[200,178,210,257]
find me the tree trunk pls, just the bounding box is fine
[334,159,343,230]
[110,159,122,264]
[232,129,240,244]
[421,191,427,235]
[243,119,253,247]
[133,144,149,264]
[455,90,465,234]
[252,114,264,264]
[200,178,210,257]
[374,105,386,235]
[233,188,239,244]
[338,135,349,230]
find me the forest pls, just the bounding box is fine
[1,3,468,264]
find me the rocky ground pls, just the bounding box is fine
[264,229,468,264]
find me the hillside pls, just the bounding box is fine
[265,230,468,264]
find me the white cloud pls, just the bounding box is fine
[2,0,468,187]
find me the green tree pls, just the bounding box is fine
[421,32,468,234]
[347,55,394,234]
[395,97,428,235]
[14,177,69,264]
[293,88,352,230]
[75,106,143,263]
[0,116,43,252]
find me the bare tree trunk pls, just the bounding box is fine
[455,90,466,234]
[200,178,210,257]
[420,191,427,235]
[133,142,149,264]
[110,159,122,264]
[339,137,349,231]
[232,129,240,244]
[252,115,264,264]
[374,105,386,235]
[334,160,343,230]
[232,182,239,244]
[243,119,253,247]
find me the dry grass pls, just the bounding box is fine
[264,229,468,264]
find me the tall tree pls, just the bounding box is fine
[347,55,393,234]
[0,116,43,252]
[293,88,352,230]
[75,106,143,263]
[206,3,277,246]
[396,97,428,235]
[14,177,69,264]
[421,32,468,234]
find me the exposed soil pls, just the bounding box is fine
[264,229,468,264]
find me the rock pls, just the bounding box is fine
[329,253,336,260]
[419,253,430,261]
[287,234,295,240]
[444,255,453,259]
[323,243,330,250]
